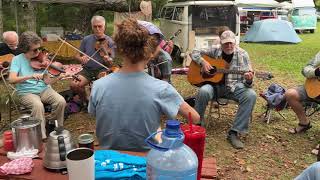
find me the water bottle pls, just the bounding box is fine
[145,120,198,180]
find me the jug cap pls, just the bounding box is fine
[78,134,94,144]
[164,120,181,137]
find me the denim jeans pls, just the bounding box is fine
[295,162,320,180]
[194,83,257,134]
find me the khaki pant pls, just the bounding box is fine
[20,87,66,139]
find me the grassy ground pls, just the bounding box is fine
[0,23,320,179]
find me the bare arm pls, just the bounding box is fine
[8,72,38,84]
[178,101,200,124]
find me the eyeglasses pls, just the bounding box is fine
[93,25,103,29]
[30,47,42,53]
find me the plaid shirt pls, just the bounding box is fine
[190,47,253,92]
[302,51,320,78]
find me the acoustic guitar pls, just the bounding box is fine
[187,54,273,87]
[0,54,14,63]
[305,77,320,99]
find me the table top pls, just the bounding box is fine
[0,146,146,180]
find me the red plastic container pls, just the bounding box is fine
[4,139,14,151]
[3,131,14,151]
[181,124,206,180]
[3,131,13,140]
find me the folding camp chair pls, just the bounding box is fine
[304,100,320,117]
[0,67,52,126]
[259,92,287,124]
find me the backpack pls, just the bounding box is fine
[262,83,287,110]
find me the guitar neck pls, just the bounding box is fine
[216,69,246,75]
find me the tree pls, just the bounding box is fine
[0,0,3,38]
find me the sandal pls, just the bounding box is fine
[289,122,312,134]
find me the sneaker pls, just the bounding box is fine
[227,133,244,149]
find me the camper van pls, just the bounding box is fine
[288,0,317,33]
[159,0,240,63]
[288,7,317,33]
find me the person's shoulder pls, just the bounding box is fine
[0,42,6,48]
[148,77,173,92]
[83,34,94,41]
[104,35,114,43]
[93,72,118,86]
[159,49,171,60]
[12,54,24,61]
[236,47,249,57]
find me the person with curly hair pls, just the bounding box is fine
[8,31,66,139]
[88,18,199,151]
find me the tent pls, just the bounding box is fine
[235,0,280,8]
[243,19,302,43]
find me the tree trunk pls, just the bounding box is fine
[0,0,3,39]
[23,1,37,32]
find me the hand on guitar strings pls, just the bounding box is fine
[201,60,213,74]
[244,71,254,81]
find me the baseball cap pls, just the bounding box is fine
[220,30,236,44]
[137,20,165,39]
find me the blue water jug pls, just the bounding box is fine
[145,120,198,180]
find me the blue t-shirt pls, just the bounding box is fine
[9,54,48,95]
[79,34,115,70]
[88,72,184,151]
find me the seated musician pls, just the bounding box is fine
[71,15,115,104]
[138,21,173,83]
[285,51,320,133]
[88,18,199,152]
[8,31,66,139]
[190,30,257,149]
[0,31,20,56]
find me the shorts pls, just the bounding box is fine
[295,85,320,103]
[78,67,105,82]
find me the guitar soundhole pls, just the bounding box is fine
[202,67,216,79]
[209,67,217,75]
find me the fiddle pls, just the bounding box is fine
[30,51,80,81]
[95,38,113,64]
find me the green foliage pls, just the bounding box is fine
[152,0,168,19]
[241,23,320,83]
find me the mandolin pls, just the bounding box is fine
[187,54,273,87]
[305,77,320,99]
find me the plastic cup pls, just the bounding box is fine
[181,124,206,180]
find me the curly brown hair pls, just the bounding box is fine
[113,18,158,64]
